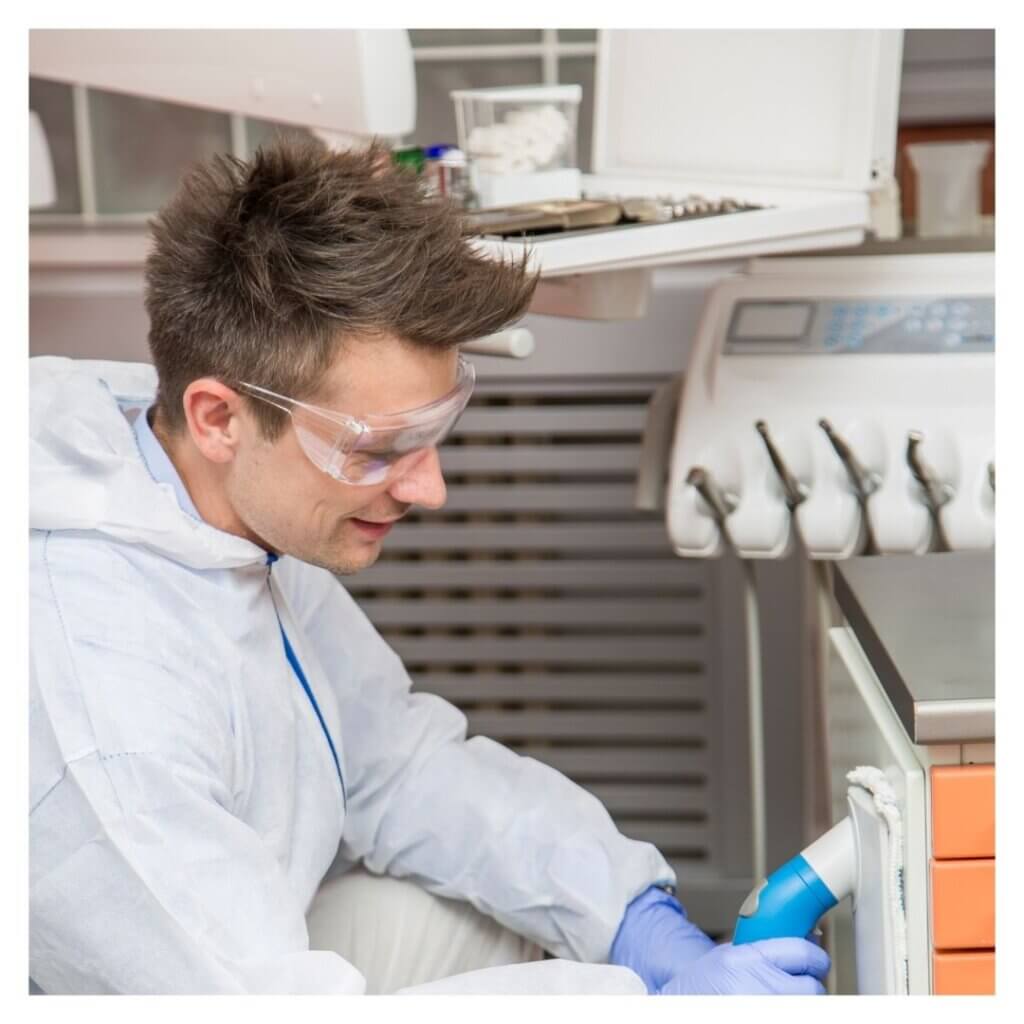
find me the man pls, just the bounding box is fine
[29,138,828,995]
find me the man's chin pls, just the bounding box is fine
[310,539,383,577]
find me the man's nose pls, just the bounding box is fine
[387,447,447,509]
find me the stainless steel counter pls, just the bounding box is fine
[833,552,994,744]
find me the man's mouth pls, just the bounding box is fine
[349,517,399,540]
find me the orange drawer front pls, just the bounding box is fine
[931,858,995,950]
[931,765,995,859]
[933,951,995,995]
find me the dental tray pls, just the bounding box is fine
[468,31,903,274]
[463,195,765,239]
[462,199,623,236]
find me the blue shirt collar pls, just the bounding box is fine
[132,404,203,522]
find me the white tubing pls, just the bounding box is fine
[742,560,767,883]
[810,559,838,994]
[807,561,836,837]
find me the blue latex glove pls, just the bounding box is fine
[609,886,715,993]
[658,937,831,995]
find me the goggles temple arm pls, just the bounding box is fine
[236,383,295,418]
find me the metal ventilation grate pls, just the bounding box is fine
[345,376,722,898]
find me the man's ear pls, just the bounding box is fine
[182,378,246,465]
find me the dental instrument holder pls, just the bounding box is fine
[819,418,882,555]
[686,466,738,550]
[664,252,994,561]
[905,430,954,552]
[755,420,808,512]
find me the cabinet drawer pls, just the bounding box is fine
[931,858,995,950]
[933,951,995,995]
[931,765,995,859]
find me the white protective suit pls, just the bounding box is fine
[29,357,672,994]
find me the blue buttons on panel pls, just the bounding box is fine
[826,305,843,349]
[852,306,867,342]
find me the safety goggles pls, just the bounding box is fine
[236,356,475,486]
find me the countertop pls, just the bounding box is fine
[833,551,994,744]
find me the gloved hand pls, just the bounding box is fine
[657,937,831,995]
[608,885,715,993]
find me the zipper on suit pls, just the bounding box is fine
[265,554,347,808]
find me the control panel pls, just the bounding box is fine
[725,297,995,356]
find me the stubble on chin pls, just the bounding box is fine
[301,535,383,577]
[268,512,388,576]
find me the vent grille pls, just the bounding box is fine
[346,377,720,880]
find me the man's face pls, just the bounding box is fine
[225,334,456,575]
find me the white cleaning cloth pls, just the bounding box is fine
[846,766,909,993]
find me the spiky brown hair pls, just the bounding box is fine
[144,135,537,437]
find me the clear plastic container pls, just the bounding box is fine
[905,141,991,239]
[451,84,581,175]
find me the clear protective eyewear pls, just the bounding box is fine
[236,356,475,486]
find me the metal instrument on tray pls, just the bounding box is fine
[463,194,765,237]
